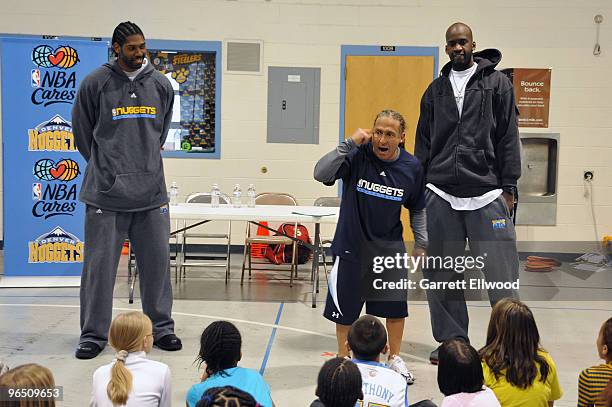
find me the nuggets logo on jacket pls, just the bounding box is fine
[356,179,404,201]
[492,218,507,229]
[28,226,83,263]
[112,106,157,120]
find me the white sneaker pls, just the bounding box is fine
[387,354,415,385]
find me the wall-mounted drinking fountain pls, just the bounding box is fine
[516,133,560,226]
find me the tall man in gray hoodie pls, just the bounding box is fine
[72,22,181,359]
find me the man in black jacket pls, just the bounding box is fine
[415,22,521,364]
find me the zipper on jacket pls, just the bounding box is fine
[443,76,462,184]
[478,71,485,123]
[455,120,461,184]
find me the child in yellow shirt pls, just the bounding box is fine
[479,298,562,407]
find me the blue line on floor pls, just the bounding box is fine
[260,301,284,376]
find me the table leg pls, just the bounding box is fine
[311,223,321,308]
[175,219,180,282]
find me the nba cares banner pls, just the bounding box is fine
[1,38,107,276]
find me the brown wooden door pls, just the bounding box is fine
[344,55,434,242]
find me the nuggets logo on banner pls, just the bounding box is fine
[33,158,80,182]
[28,226,83,263]
[28,115,76,151]
[30,45,79,107]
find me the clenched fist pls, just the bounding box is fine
[350,128,372,146]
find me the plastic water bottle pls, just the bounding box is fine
[211,184,221,208]
[247,184,256,208]
[232,184,242,208]
[169,181,179,205]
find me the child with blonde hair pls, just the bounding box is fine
[0,363,56,407]
[0,360,9,375]
[90,311,171,406]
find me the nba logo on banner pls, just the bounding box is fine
[31,69,41,88]
[32,183,42,200]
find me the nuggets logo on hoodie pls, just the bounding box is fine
[111,106,157,120]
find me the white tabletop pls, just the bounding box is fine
[169,203,339,223]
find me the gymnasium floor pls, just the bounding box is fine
[0,253,610,407]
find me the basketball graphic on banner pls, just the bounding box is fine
[55,159,79,181]
[55,46,79,69]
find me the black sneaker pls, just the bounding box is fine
[154,334,182,351]
[429,346,441,365]
[75,342,103,359]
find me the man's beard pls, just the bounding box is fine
[451,51,473,71]
[121,54,143,70]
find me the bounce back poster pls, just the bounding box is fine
[1,38,107,276]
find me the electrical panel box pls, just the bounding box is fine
[267,67,320,144]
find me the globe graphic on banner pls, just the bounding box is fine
[33,159,56,181]
[32,45,54,68]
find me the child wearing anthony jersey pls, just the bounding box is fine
[346,315,436,407]
[578,317,612,407]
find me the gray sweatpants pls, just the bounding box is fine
[424,189,519,343]
[79,205,174,347]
